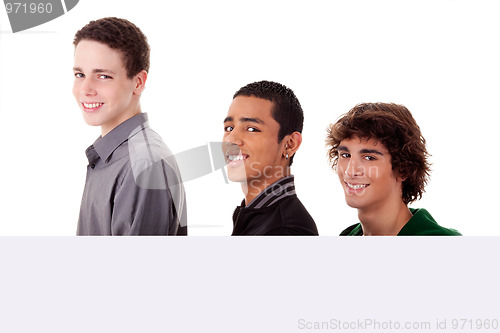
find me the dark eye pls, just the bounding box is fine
[339,152,350,158]
[224,126,234,132]
[247,127,260,132]
[364,155,376,161]
[74,73,84,78]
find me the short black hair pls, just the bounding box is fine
[233,80,304,165]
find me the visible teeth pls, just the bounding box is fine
[228,155,246,161]
[83,102,102,109]
[346,182,368,190]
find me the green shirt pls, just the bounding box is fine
[340,208,462,236]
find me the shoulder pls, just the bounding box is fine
[279,195,314,219]
[124,125,184,187]
[128,126,173,161]
[272,196,318,235]
[399,208,462,236]
[238,196,318,235]
[340,223,362,236]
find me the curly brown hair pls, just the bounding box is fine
[73,17,150,79]
[326,103,431,204]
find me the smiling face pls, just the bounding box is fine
[337,137,405,213]
[223,96,289,194]
[73,40,144,136]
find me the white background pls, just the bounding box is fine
[1,0,499,235]
[0,2,499,332]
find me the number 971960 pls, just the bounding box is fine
[5,2,53,14]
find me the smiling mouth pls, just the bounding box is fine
[82,102,103,112]
[345,181,369,190]
[228,154,247,161]
[226,154,248,167]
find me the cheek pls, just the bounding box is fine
[336,160,346,177]
[102,87,126,106]
[262,143,280,162]
[115,86,135,104]
[366,166,380,179]
[367,166,396,189]
[121,79,137,95]
[72,82,79,98]
[336,167,345,183]
[336,165,342,177]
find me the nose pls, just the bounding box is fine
[344,158,364,178]
[224,128,243,146]
[81,78,97,96]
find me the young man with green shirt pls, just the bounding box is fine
[73,17,187,235]
[326,102,460,236]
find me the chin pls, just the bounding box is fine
[83,119,103,127]
[344,197,364,209]
[82,114,102,127]
[227,169,247,183]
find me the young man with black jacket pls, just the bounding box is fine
[223,81,318,236]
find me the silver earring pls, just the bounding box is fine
[285,153,289,160]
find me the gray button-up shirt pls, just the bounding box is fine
[77,113,187,235]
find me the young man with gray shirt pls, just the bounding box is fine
[73,17,186,235]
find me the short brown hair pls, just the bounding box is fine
[326,103,431,204]
[73,17,150,78]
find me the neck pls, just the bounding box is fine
[242,169,290,206]
[101,103,142,137]
[358,200,413,236]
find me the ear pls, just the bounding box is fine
[133,70,148,95]
[396,170,408,182]
[283,131,302,159]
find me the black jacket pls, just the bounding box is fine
[232,194,318,235]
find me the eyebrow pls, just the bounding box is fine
[337,146,384,156]
[72,67,117,75]
[223,116,265,124]
[360,149,384,156]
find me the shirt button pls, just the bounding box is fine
[90,164,95,169]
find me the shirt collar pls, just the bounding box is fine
[89,113,149,163]
[246,175,296,209]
